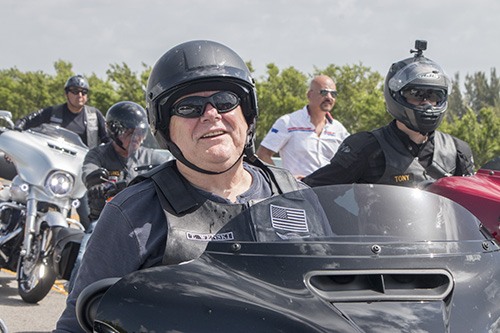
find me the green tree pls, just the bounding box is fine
[106,63,145,105]
[254,64,309,144]
[447,73,468,120]
[318,63,389,133]
[464,69,500,113]
[440,106,500,168]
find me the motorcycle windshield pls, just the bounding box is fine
[212,184,488,244]
[28,123,87,148]
[481,156,500,171]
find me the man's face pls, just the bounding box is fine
[307,78,337,112]
[65,86,88,110]
[169,90,248,172]
[117,127,147,155]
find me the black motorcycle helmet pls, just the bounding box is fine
[64,74,89,91]
[146,40,258,175]
[384,40,451,134]
[106,101,148,151]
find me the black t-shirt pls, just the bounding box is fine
[60,108,87,144]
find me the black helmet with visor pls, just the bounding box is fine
[106,101,148,151]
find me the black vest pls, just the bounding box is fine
[372,124,457,187]
[132,160,303,265]
[50,104,100,148]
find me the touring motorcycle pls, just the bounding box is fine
[76,183,500,332]
[0,110,87,303]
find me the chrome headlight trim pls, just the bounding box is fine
[45,171,74,197]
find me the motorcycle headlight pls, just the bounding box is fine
[45,171,74,197]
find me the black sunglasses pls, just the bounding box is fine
[318,89,338,98]
[170,91,240,118]
[401,87,446,104]
[68,88,88,96]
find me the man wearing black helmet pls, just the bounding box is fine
[54,40,303,332]
[15,74,109,148]
[66,101,172,293]
[303,41,474,188]
[82,101,171,221]
[15,75,110,230]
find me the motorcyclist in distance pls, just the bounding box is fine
[15,74,109,149]
[14,75,110,230]
[303,40,475,188]
[83,101,171,221]
[66,101,172,293]
[54,40,304,332]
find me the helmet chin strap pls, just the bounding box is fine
[114,136,127,152]
[168,141,245,175]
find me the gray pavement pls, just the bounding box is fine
[0,269,67,333]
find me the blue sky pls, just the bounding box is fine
[1,0,499,83]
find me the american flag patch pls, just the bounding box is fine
[270,204,308,232]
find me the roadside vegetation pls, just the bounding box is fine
[1,60,499,169]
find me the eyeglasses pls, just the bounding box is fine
[68,88,88,96]
[170,91,240,118]
[401,87,446,104]
[317,89,338,98]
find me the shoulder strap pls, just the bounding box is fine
[130,161,199,215]
[245,156,302,194]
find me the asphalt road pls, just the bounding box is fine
[0,269,67,333]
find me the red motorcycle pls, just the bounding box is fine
[426,157,500,241]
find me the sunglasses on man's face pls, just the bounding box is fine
[401,87,446,104]
[170,91,240,118]
[68,88,88,96]
[318,89,338,98]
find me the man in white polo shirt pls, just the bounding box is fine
[256,75,349,179]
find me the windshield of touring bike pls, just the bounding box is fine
[213,184,488,243]
[28,123,88,148]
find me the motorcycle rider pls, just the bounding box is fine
[54,40,304,332]
[15,74,109,148]
[303,40,475,187]
[14,74,110,229]
[66,101,172,292]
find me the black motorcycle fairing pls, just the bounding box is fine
[81,184,500,332]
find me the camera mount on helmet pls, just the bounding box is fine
[410,40,427,58]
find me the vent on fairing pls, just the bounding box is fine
[305,269,453,302]
[47,142,77,156]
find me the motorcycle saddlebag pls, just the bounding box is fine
[52,227,85,280]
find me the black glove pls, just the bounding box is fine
[87,183,108,202]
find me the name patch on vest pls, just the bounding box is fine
[392,173,414,184]
[186,231,234,242]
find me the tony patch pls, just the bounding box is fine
[271,128,279,133]
[392,173,414,184]
[186,231,234,242]
[270,204,308,233]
